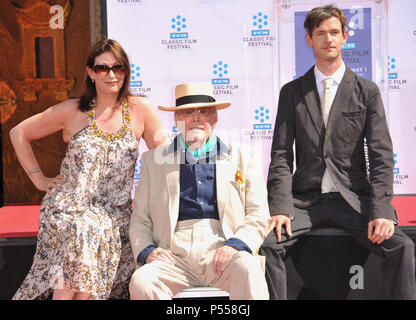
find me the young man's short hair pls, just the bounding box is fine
[304,5,347,37]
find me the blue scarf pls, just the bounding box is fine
[177,131,217,160]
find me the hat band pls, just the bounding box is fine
[176,94,216,107]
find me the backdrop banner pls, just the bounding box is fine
[106,0,279,196]
[386,0,416,194]
[106,0,415,196]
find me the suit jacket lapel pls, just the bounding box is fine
[163,149,180,237]
[300,66,325,138]
[325,67,357,139]
[215,145,232,222]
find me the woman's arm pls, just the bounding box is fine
[9,99,76,192]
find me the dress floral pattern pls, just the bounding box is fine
[13,103,139,300]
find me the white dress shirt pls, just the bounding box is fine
[314,62,346,193]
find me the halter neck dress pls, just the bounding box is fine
[13,102,139,300]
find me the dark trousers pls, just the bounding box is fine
[259,193,416,300]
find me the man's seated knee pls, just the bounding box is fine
[129,265,162,299]
[229,251,265,275]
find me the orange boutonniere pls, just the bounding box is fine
[235,169,245,184]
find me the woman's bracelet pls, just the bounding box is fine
[26,167,41,176]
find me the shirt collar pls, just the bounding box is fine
[166,131,229,158]
[314,62,346,85]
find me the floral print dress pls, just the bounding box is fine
[13,102,139,300]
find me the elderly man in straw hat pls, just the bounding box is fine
[128,82,270,299]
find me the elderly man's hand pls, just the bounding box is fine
[146,247,175,265]
[213,245,238,276]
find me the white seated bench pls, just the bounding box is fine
[173,287,229,299]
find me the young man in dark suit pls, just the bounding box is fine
[260,5,415,300]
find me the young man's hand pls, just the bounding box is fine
[268,214,293,242]
[368,218,395,244]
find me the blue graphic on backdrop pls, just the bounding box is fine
[392,153,410,186]
[245,106,273,141]
[387,56,407,90]
[162,14,197,50]
[134,160,142,181]
[212,61,230,85]
[253,107,271,130]
[388,56,397,79]
[129,63,152,94]
[294,8,372,80]
[170,15,188,39]
[393,153,399,174]
[243,11,276,48]
[252,12,269,36]
[210,60,239,96]
[130,64,142,87]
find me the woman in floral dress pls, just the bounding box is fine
[9,39,166,300]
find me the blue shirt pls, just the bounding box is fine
[177,131,220,221]
[137,134,251,265]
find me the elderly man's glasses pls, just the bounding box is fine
[93,64,125,76]
[178,108,215,118]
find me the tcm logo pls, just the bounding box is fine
[170,15,188,39]
[342,42,357,50]
[130,64,142,87]
[387,56,407,90]
[393,153,399,174]
[251,12,269,36]
[212,61,230,85]
[253,106,271,130]
[388,56,398,80]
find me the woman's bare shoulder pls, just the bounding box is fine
[49,99,89,131]
[128,95,156,113]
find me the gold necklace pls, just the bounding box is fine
[88,100,131,141]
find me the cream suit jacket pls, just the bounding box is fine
[129,141,271,267]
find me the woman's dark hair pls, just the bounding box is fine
[304,5,347,38]
[78,39,131,111]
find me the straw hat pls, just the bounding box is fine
[158,82,231,111]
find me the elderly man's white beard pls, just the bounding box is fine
[185,128,208,151]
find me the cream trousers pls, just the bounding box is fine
[129,219,269,300]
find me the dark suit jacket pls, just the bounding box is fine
[267,66,397,223]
